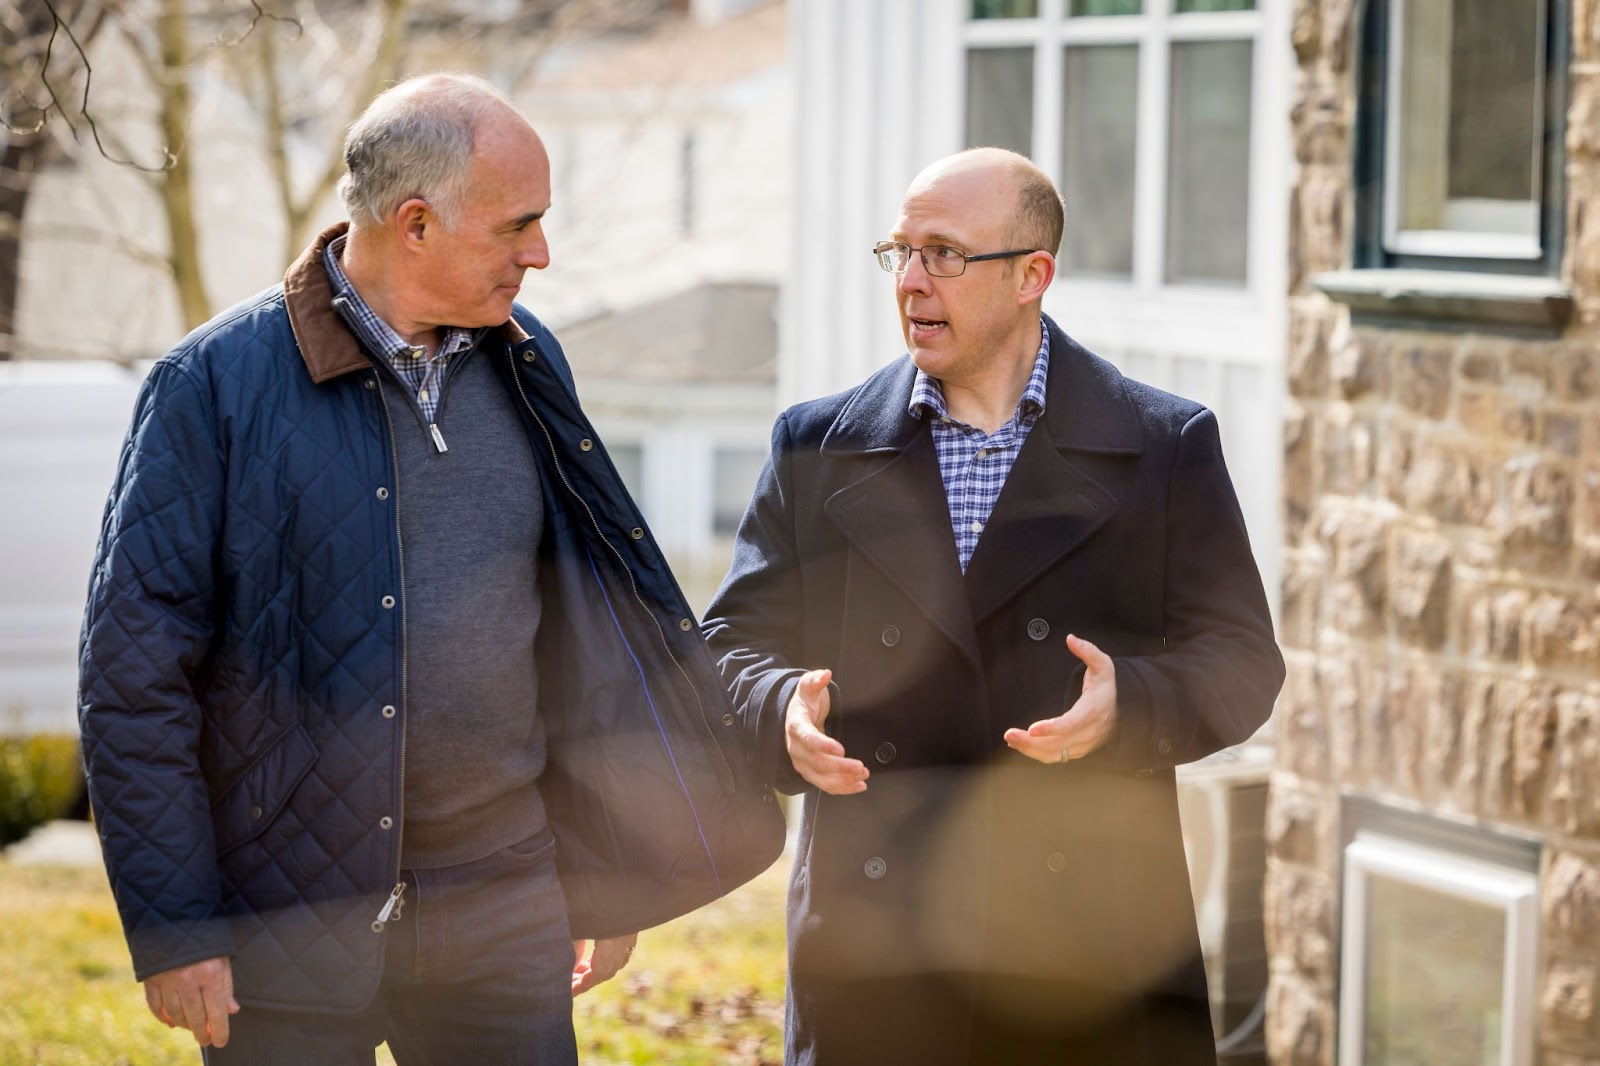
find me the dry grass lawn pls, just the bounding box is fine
[0,855,789,1066]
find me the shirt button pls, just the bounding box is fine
[864,857,887,880]
[1027,618,1050,641]
[1158,737,1173,756]
[881,625,900,647]
[970,520,982,534]
[874,742,897,765]
[382,705,397,719]
[381,595,396,609]
[379,817,394,830]
[940,416,952,425]
[977,448,990,459]
[1046,852,1067,874]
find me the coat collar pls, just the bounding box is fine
[819,314,1145,458]
[283,222,530,385]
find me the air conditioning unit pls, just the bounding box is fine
[1177,742,1273,1062]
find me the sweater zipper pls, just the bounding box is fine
[508,350,735,792]
[373,373,409,931]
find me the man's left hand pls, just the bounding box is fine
[571,933,638,996]
[1003,633,1119,764]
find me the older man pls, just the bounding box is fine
[704,148,1284,1065]
[79,73,781,1063]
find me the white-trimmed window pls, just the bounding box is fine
[963,0,1261,288]
[1339,831,1539,1066]
[1355,0,1566,274]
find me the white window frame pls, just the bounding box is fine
[1338,832,1539,1066]
[1380,0,1549,262]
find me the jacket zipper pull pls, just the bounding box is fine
[371,882,406,932]
[429,423,448,453]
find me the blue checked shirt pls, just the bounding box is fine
[323,234,479,428]
[909,324,1051,573]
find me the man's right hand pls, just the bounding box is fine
[784,668,869,795]
[144,956,240,1048]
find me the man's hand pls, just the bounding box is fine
[571,934,638,996]
[144,956,240,1048]
[785,668,868,795]
[1004,634,1119,765]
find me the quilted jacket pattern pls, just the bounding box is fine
[79,227,783,1011]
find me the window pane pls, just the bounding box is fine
[1394,0,1544,245]
[1174,0,1254,10]
[966,48,1035,157]
[972,0,1039,16]
[1364,874,1507,1065]
[1070,0,1142,14]
[1166,39,1253,284]
[713,447,766,536]
[1061,45,1138,277]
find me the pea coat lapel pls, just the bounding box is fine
[820,358,983,670]
[963,319,1146,624]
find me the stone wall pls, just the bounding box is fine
[1269,1,1600,1062]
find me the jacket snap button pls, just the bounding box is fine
[762,792,774,805]
[880,625,900,647]
[722,713,735,726]
[382,705,397,719]
[249,805,263,821]
[678,618,693,632]
[864,857,887,880]
[379,816,393,830]
[579,438,594,452]
[631,527,644,540]
[1026,618,1049,641]
[382,595,396,609]
[376,487,389,500]
[1046,852,1067,873]
[874,742,897,765]
[364,378,376,391]
[522,350,536,363]
[1157,737,1173,756]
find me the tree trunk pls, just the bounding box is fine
[0,137,46,360]
[156,0,211,330]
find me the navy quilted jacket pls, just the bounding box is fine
[79,226,783,1011]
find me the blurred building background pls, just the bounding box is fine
[7,1,1600,1064]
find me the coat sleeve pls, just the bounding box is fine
[78,358,235,981]
[701,412,819,795]
[1105,406,1285,771]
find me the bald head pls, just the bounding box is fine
[907,148,1065,259]
[338,73,534,231]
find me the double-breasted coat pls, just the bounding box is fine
[703,317,1285,1066]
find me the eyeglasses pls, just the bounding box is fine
[872,241,1039,278]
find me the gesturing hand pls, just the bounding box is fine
[144,956,240,1048]
[1003,634,1120,765]
[785,668,869,795]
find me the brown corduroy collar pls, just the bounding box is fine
[283,221,531,385]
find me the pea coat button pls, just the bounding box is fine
[864,857,887,879]
[380,817,393,830]
[249,805,263,821]
[579,438,594,452]
[376,487,389,500]
[678,618,693,632]
[382,705,397,719]
[1026,618,1049,641]
[382,595,396,609]
[1046,852,1067,873]
[874,742,897,765]
[880,625,900,647]
[1157,737,1173,756]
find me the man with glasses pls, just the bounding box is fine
[704,148,1283,1065]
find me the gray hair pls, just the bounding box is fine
[337,73,512,230]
